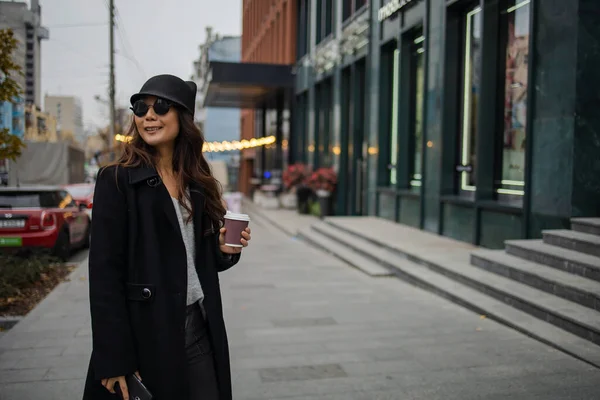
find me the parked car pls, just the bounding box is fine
[0,186,91,260]
[63,183,95,219]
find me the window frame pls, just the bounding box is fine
[389,47,400,187]
[407,29,425,191]
[393,25,426,192]
[494,0,531,198]
[343,0,368,24]
[316,0,334,44]
[296,0,310,59]
[456,4,482,197]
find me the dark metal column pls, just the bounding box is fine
[260,103,267,181]
[522,0,537,239]
[288,89,296,165]
[275,90,284,172]
[473,0,501,245]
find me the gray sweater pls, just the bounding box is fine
[171,196,204,306]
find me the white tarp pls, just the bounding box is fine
[7,142,85,186]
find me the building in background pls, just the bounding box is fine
[293,0,369,220]
[201,1,297,196]
[291,0,600,247]
[0,95,24,185]
[84,134,108,161]
[0,9,26,126]
[93,105,130,164]
[24,103,57,142]
[0,0,48,148]
[205,35,241,165]
[0,100,13,135]
[0,0,49,107]
[238,0,296,195]
[11,97,25,138]
[0,76,25,140]
[115,106,130,136]
[44,95,84,144]
[192,27,214,132]
[193,28,242,191]
[193,28,241,159]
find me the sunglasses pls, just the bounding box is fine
[130,98,173,117]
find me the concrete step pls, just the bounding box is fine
[242,197,317,237]
[243,199,296,237]
[297,226,393,277]
[305,222,600,367]
[321,220,600,345]
[311,222,402,273]
[572,218,600,236]
[471,249,600,311]
[505,240,600,282]
[543,229,600,258]
[402,253,600,348]
[244,208,282,235]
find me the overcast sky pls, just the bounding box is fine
[36,0,241,132]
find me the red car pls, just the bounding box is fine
[63,183,95,219]
[0,186,91,260]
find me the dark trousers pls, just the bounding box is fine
[185,302,220,399]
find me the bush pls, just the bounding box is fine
[282,163,311,190]
[304,167,337,193]
[0,253,61,298]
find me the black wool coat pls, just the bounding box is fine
[83,164,240,400]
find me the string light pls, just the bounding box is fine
[114,134,131,143]
[203,136,276,153]
[114,134,277,153]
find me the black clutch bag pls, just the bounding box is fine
[114,374,153,400]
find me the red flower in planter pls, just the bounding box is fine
[305,167,337,193]
[282,163,310,190]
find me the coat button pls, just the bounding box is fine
[142,288,152,299]
[146,177,161,187]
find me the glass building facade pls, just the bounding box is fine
[292,0,600,248]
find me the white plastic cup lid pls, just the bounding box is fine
[224,211,250,222]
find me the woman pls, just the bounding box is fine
[83,74,251,400]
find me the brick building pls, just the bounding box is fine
[201,0,297,196]
[239,0,297,195]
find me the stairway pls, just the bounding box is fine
[297,216,600,368]
[471,219,600,345]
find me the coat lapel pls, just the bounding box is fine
[189,181,206,244]
[127,164,182,242]
[160,188,183,242]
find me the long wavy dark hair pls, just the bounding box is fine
[116,106,225,228]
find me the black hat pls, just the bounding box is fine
[130,74,197,116]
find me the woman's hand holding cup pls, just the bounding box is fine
[219,211,251,254]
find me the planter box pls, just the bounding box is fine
[279,192,297,209]
[253,190,265,206]
[262,196,280,209]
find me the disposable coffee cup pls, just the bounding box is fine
[224,211,250,247]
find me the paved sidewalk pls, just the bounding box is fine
[0,258,91,398]
[1,216,599,399]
